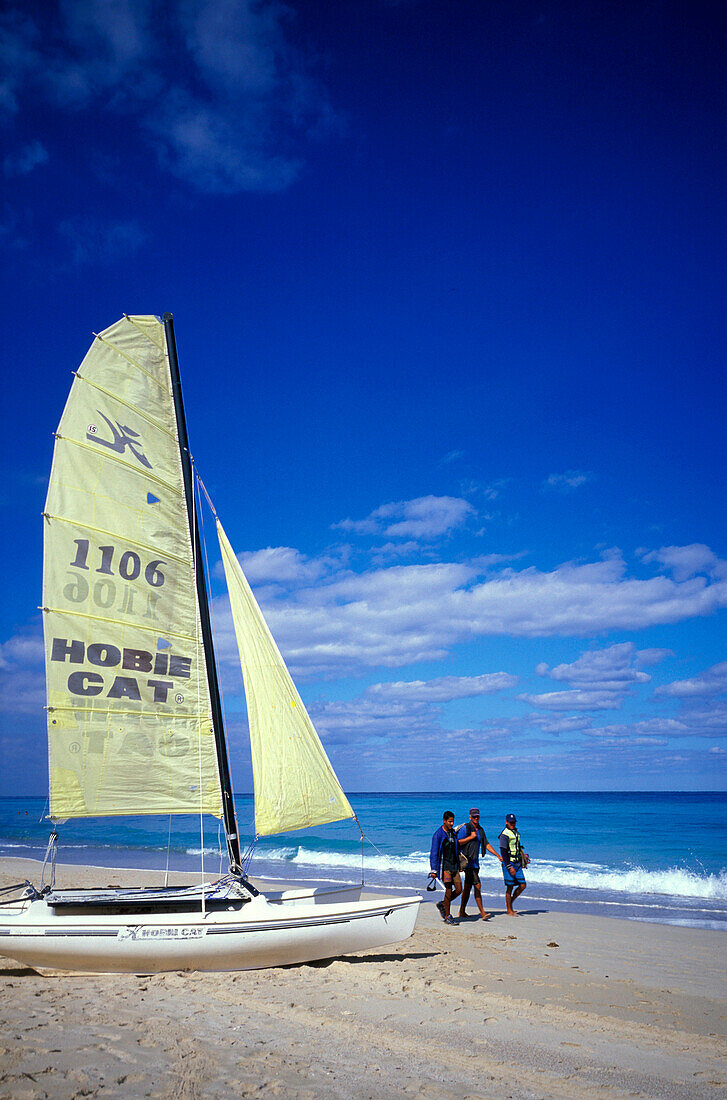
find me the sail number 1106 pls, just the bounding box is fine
[69,539,165,587]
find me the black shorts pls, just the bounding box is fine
[441,863,461,885]
[464,866,480,886]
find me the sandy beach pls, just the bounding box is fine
[0,858,725,1100]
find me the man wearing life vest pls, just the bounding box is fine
[499,813,530,915]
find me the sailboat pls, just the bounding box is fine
[0,315,420,973]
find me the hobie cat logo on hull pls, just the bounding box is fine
[117,926,206,941]
[87,411,152,469]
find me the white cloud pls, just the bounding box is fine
[473,551,529,569]
[333,495,474,540]
[673,702,727,736]
[0,632,44,671]
[58,0,152,97]
[482,479,510,501]
[211,541,727,677]
[531,714,593,734]
[634,647,674,667]
[366,673,517,703]
[3,139,47,177]
[0,9,41,119]
[589,715,722,740]
[655,661,727,698]
[149,88,300,193]
[520,689,624,712]
[544,470,591,491]
[525,643,672,713]
[537,642,657,689]
[57,217,145,264]
[641,544,727,582]
[0,627,45,715]
[369,541,423,565]
[232,546,329,586]
[1,0,335,194]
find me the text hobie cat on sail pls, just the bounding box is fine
[0,314,420,973]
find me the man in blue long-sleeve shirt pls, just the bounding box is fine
[429,811,461,924]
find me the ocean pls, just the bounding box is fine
[2,791,725,930]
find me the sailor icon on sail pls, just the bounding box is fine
[88,410,152,469]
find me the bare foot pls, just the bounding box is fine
[480,913,490,920]
[506,910,519,916]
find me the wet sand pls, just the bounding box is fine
[1,857,725,1099]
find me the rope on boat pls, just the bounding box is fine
[217,818,225,877]
[40,830,58,892]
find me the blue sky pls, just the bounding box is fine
[1,0,725,794]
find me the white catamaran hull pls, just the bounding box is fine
[0,888,421,974]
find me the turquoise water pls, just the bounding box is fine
[2,791,726,929]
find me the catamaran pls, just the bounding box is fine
[0,314,420,973]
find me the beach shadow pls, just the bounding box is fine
[298,951,438,969]
[0,966,38,977]
[488,908,548,918]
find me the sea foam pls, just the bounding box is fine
[239,845,727,901]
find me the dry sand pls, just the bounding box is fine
[0,857,725,1099]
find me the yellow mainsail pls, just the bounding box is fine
[43,316,222,819]
[217,520,354,836]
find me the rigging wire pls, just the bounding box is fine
[163,813,173,888]
[197,468,367,895]
[241,835,259,878]
[191,461,206,917]
[199,471,258,882]
[195,467,237,882]
[355,817,405,889]
[354,815,366,888]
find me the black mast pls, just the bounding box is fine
[163,313,242,875]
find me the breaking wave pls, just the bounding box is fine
[228,845,727,902]
[521,860,727,900]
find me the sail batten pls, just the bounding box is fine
[48,439,187,496]
[92,336,171,386]
[75,371,178,435]
[44,516,190,566]
[43,316,222,821]
[217,520,354,837]
[44,607,204,644]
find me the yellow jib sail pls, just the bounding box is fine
[43,316,221,819]
[217,520,354,836]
